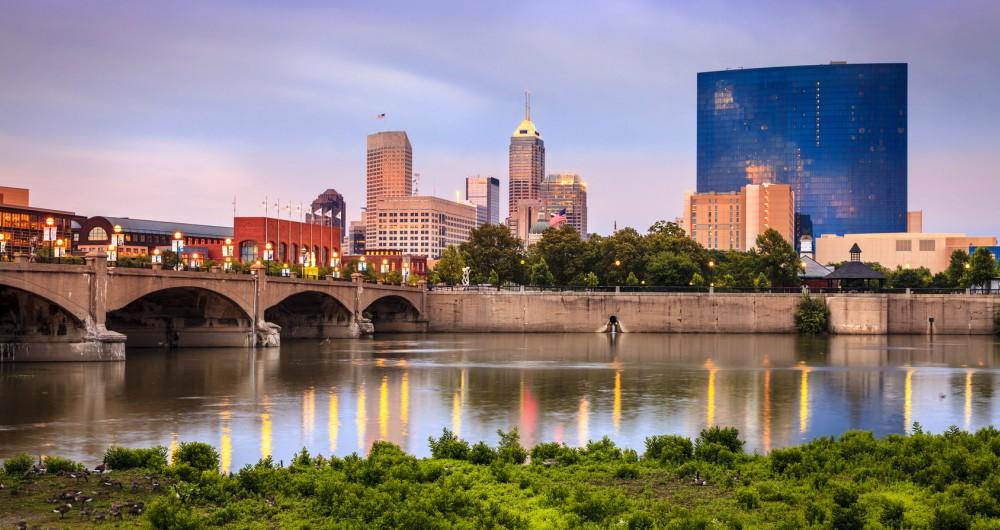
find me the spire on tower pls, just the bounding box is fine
[524,90,531,120]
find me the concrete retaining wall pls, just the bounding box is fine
[427,292,800,333]
[427,292,1000,335]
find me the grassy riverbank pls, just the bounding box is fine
[3,425,1000,529]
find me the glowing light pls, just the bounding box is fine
[357,384,367,453]
[965,370,973,429]
[303,387,316,442]
[220,406,232,474]
[379,376,389,440]
[261,397,272,459]
[451,391,462,438]
[904,369,914,433]
[168,433,179,465]
[762,370,772,453]
[613,371,622,435]
[328,392,339,454]
[706,361,718,427]
[400,371,409,438]
[577,395,590,448]
[799,365,810,433]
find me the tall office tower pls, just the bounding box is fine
[697,63,907,237]
[372,196,477,259]
[540,173,588,237]
[306,189,346,233]
[465,175,500,226]
[507,92,545,236]
[365,131,413,243]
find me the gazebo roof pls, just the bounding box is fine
[798,255,834,279]
[824,261,886,280]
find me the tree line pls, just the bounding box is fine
[432,222,1000,289]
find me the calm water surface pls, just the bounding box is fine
[2,333,999,472]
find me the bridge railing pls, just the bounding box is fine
[427,284,992,295]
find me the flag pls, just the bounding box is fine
[376,113,386,119]
[549,208,567,227]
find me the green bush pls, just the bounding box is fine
[104,446,168,470]
[735,486,762,510]
[3,454,33,475]
[795,294,829,334]
[44,455,82,473]
[496,428,528,464]
[469,441,497,465]
[173,442,220,472]
[145,496,204,529]
[644,435,693,463]
[428,428,470,460]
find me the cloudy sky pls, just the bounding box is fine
[1,0,998,235]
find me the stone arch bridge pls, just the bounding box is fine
[0,254,426,361]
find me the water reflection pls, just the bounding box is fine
[1,333,1000,469]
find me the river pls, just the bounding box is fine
[2,333,999,472]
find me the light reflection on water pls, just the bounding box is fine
[2,333,1000,470]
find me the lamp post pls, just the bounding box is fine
[190,252,200,270]
[224,256,232,272]
[107,243,117,266]
[359,255,367,272]
[333,266,340,279]
[0,233,7,261]
[54,238,65,263]
[331,250,340,269]
[265,242,274,264]
[381,258,389,274]
[281,262,290,277]
[707,259,715,286]
[172,231,184,270]
[44,217,55,261]
[152,248,162,267]
[111,224,124,264]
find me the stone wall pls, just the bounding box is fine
[427,291,1000,335]
[426,292,800,333]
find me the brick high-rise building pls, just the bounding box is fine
[683,183,794,251]
[366,131,412,243]
[507,93,544,236]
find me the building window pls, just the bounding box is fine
[895,240,912,252]
[88,226,109,241]
[919,240,936,252]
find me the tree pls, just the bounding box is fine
[753,272,772,290]
[583,271,599,287]
[533,225,588,285]
[488,269,499,286]
[435,245,465,285]
[754,229,800,287]
[968,247,997,291]
[946,250,970,287]
[646,251,699,286]
[889,266,932,289]
[648,220,687,238]
[599,227,645,285]
[690,272,705,286]
[460,224,523,285]
[529,257,555,286]
[625,272,639,285]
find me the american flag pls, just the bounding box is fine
[376,113,386,119]
[549,208,567,227]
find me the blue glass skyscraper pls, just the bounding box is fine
[697,63,907,237]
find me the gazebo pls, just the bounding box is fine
[823,243,885,291]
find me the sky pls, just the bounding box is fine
[1,0,998,236]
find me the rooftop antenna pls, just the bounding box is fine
[524,90,531,120]
[413,172,420,195]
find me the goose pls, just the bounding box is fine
[52,503,72,518]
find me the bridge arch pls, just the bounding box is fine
[106,286,253,348]
[0,275,91,324]
[264,290,355,339]
[362,293,425,333]
[0,284,89,342]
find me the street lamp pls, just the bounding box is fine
[0,233,7,261]
[333,266,341,279]
[54,238,65,263]
[359,255,367,272]
[224,256,232,272]
[330,250,340,268]
[190,252,200,270]
[107,243,117,265]
[223,238,234,262]
[614,259,621,267]
[44,217,56,260]
[265,242,274,263]
[172,232,185,270]
[281,263,290,277]
[381,258,389,274]
[152,248,162,265]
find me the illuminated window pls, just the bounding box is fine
[88,227,109,241]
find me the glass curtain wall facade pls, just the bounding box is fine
[697,63,907,237]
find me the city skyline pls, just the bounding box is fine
[1,1,999,236]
